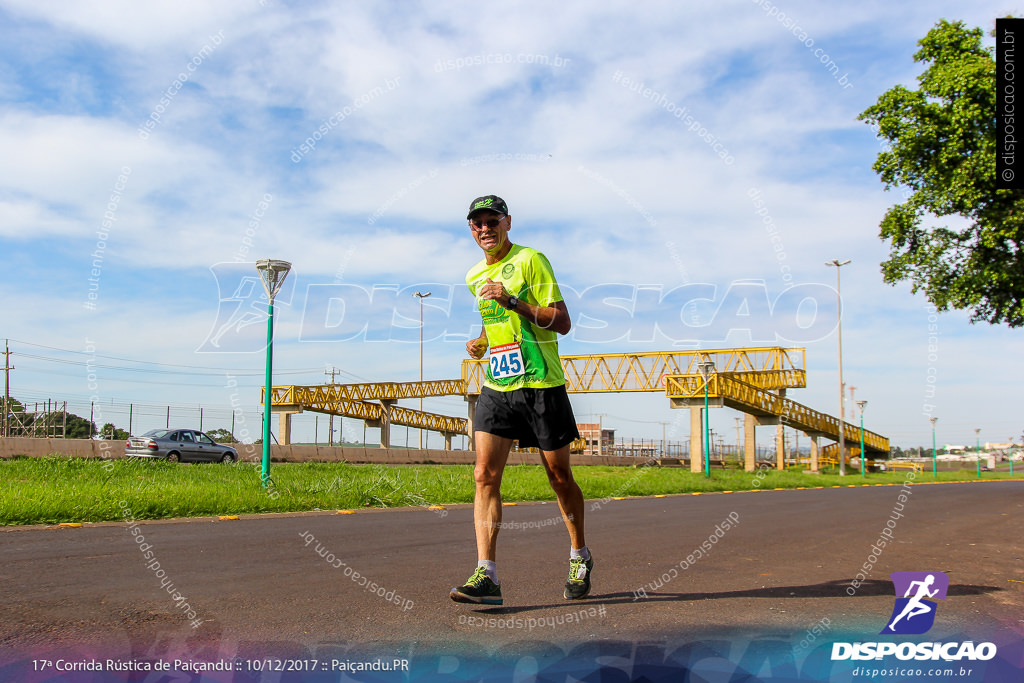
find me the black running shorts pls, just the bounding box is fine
[474,384,580,451]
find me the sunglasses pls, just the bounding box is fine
[468,215,506,230]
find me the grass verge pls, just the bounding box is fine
[1,455,1020,526]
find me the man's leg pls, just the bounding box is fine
[451,431,512,605]
[474,431,514,561]
[538,445,585,549]
[540,445,592,599]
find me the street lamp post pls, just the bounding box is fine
[856,400,867,477]
[256,259,292,489]
[413,291,431,449]
[929,416,938,478]
[975,428,981,478]
[826,259,851,475]
[698,359,715,478]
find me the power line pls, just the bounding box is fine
[7,339,325,376]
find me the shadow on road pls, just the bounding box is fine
[469,579,1003,615]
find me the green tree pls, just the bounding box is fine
[206,428,237,443]
[64,413,97,439]
[100,423,130,440]
[2,397,24,429]
[859,20,1024,326]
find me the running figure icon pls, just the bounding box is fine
[881,571,949,635]
[887,574,938,631]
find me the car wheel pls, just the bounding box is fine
[221,452,236,464]
[167,452,181,463]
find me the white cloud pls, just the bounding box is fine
[0,0,259,50]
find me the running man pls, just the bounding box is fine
[888,574,939,631]
[449,195,592,606]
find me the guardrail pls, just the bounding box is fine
[665,373,888,455]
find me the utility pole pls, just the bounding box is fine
[325,366,340,446]
[826,258,851,475]
[413,291,432,449]
[735,417,742,462]
[2,340,11,438]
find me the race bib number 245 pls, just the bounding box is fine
[489,343,525,380]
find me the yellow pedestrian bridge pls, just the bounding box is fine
[263,346,887,472]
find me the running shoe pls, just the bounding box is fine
[564,555,594,599]
[450,566,503,605]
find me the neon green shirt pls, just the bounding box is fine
[466,244,566,391]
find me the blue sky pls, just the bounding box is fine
[0,0,1018,450]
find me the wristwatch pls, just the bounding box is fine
[506,295,519,310]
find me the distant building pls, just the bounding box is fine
[577,423,614,456]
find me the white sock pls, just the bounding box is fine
[570,546,591,561]
[477,560,499,584]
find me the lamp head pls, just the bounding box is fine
[697,360,716,379]
[256,259,292,299]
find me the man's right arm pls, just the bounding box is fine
[467,325,487,358]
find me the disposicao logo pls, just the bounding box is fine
[831,571,997,663]
[881,570,948,635]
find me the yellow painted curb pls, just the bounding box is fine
[654,494,667,498]
[612,497,626,501]
[337,510,355,515]
[218,515,239,521]
[59,523,82,528]
[428,505,445,511]
[502,502,518,506]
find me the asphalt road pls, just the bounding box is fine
[1,480,1022,667]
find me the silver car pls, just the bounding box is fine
[125,428,238,463]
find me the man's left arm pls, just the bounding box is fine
[479,277,571,335]
[511,298,571,335]
[519,252,571,335]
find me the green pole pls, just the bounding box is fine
[859,414,865,477]
[703,386,710,478]
[261,299,274,489]
[976,430,981,478]
[931,421,937,478]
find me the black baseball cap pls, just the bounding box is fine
[467,195,509,219]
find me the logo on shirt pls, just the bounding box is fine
[501,263,515,278]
